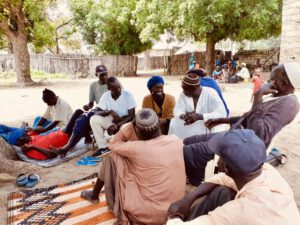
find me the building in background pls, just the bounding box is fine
[280,0,300,64]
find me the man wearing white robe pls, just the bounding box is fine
[169,73,227,139]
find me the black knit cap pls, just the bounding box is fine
[186,68,206,77]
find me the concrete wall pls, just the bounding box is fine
[280,0,300,64]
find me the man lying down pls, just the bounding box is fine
[1,109,89,160]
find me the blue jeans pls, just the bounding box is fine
[62,110,94,148]
[0,124,25,145]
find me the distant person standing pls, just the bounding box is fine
[83,65,108,111]
[188,53,196,70]
[215,52,221,67]
[251,72,264,102]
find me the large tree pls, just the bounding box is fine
[0,0,55,86]
[70,0,152,55]
[135,0,282,75]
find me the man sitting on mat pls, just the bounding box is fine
[17,109,90,160]
[81,108,186,224]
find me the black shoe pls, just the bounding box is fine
[92,148,110,157]
[84,135,93,144]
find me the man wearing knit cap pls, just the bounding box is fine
[142,76,176,134]
[81,108,186,224]
[184,63,299,186]
[186,68,229,116]
[168,73,227,139]
[167,129,300,225]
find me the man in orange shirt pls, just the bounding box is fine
[142,76,175,134]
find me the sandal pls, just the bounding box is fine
[80,156,102,162]
[16,174,28,187]
[75,159,98,166]
[25,174,40,188]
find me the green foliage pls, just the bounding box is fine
[69,0,97,45]
[135,0,282,43]
[70,0,152,55]
[0,0,55,52]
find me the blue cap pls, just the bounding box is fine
[147,76,164,90]
[208,129,266,174]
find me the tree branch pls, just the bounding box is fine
[0,17,13,38]
[56,19,73,30]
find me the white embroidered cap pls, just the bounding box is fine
[284,62,300,88]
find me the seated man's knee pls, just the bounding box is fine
[207,185,236,202]
[90,115,102,127]
[74,109,84,115]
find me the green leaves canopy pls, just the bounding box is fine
[135,0,282,44]
[0,0,55,52]
[70,0,152,55]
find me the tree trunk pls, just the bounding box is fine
[205,35,216,77]
[11,34,34,86]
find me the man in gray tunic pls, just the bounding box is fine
[83,65,108,111]
[184,62,300,186]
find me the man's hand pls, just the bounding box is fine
[180,113,187,120]
[167,198,192,221]
[110,110,122,123]
[107,124,118,135]
[257,83,278,96]
[184,112,202,125]
[83,104,91,111]
[94,110,110,117]
[31,126,45,134]
[205,118,224,130]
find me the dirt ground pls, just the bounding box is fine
[0,76,299,224]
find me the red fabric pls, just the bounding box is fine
[26,130,69,160]
[252,76,264,94]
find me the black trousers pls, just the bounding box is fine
[187,185,236,220]
[183,133,216,186]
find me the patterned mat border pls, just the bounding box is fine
[7,173,99,224]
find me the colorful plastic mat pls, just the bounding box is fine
[7,173,116,225]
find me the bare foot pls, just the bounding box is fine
[81,190,99,204]
[20,121,28,128]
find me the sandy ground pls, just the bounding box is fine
[0,76,299,224]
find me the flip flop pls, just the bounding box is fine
[16,174,28,187]
[75,159,98,166]
[81,156,102,162]
[25,174,40,188]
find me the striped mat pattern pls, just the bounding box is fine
[7,174,116,225]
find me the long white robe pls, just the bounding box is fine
[168,87,227,139]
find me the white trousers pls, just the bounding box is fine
[90,115,114,149]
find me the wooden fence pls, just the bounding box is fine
[137,56,166,71]
[0,54,138,77]
[0,49,279,77]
